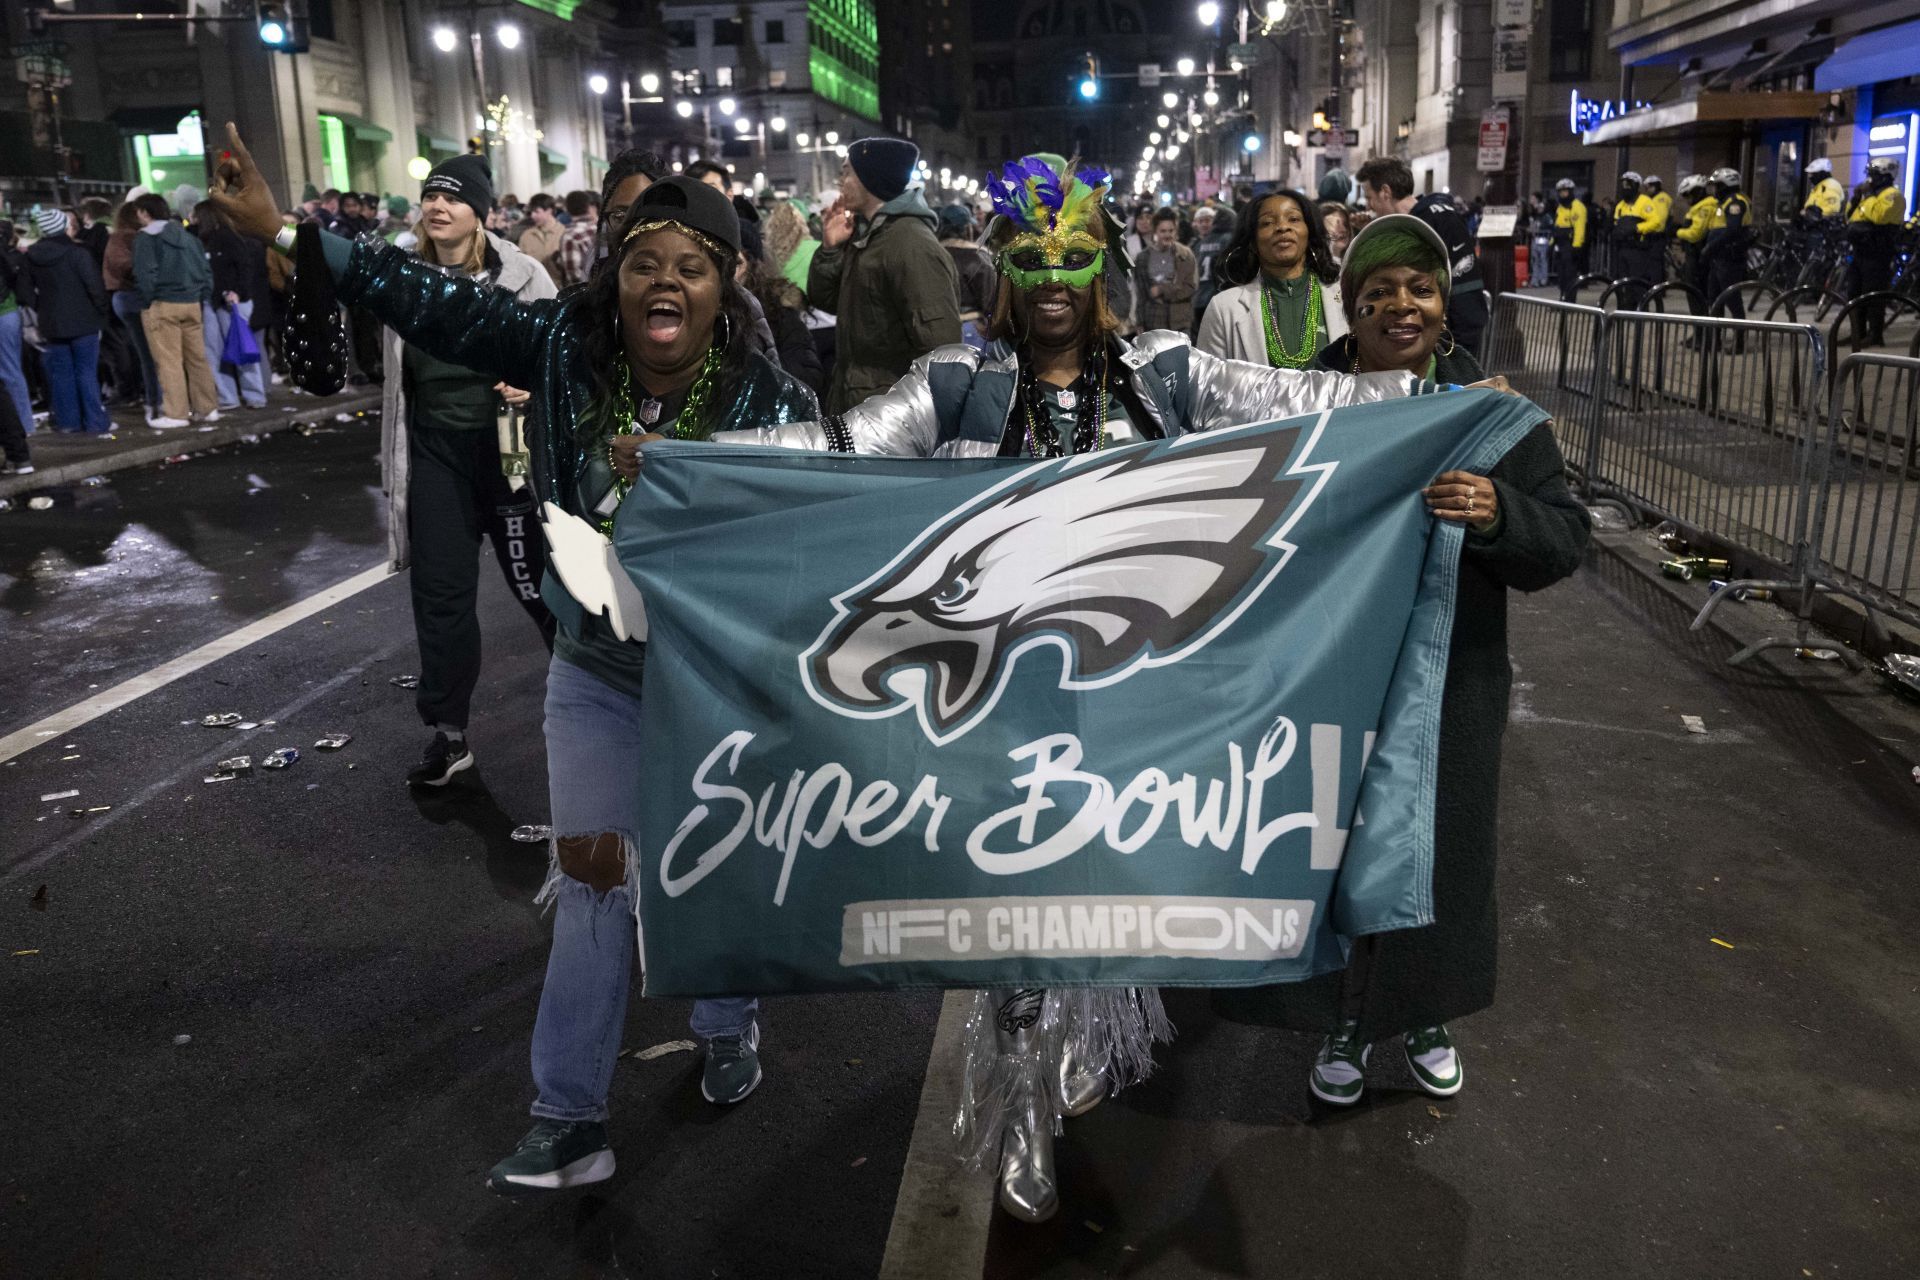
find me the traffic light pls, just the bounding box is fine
[257,0,309,53]
[1077,53,1100,101]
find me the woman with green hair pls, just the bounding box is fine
[1228,214,1589,1106]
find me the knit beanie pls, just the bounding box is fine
[422,154,495,221]
[385,195,411,218]
[936,203,974,241]
[847,138,919,203]
[33,207,69,239]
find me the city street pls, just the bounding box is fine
[3,420,1917,1279]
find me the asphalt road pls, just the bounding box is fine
[2,424,1917,1279]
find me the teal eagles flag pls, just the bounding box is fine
[613,391,1546,996]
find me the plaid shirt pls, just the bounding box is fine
[552,220,598,289]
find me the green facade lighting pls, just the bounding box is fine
[318,113,351,192]
[512,0,581,20]
[807,0,879,122]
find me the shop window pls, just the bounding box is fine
[769,69,787,87]
[666,20,696,48]
[715,18,743,46]
[766,19,785,43]
[308,0,334,42]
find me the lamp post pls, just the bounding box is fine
[430,12,523,169]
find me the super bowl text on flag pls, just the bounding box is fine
[610,391,1546,995]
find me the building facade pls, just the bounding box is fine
[660,0,881,198]
[3,0,617,212]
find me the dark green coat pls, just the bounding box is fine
[808,189,961,413]
[1221,391,1590,1042]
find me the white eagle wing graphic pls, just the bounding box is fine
[801,418,1332,744]
[540,501,650,642]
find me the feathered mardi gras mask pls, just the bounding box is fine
[985,157,1126,291]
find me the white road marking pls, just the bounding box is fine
[1,640,405,887]
[0,564,391,766]
[879,990,995,1280]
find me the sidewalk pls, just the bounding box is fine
[1,384,383,501]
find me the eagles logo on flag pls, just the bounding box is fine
[799,422,1329,744]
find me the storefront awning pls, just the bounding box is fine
[1817,18,1920,91]
[110,106,199,133]
[419,133,462,155]
[585,153,608,172]
[333,114,393,144]
[1582,89,1826,145]
[538,144,568,170]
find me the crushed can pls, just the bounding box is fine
[261,747,300,769]
[215,755,252,773]
[511,824,553,843]
[314,733,352,750]
[201,712,244,727]
[1661,557,1729,582]
[1878,653,1920,702]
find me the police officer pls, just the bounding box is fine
[1845,157,1908,346]
[1551,178,1587,301]
[1700,167,1751,320]
[1803,157,1844,221]
[1673,174,1717,314]
[1611,171,1661,306]
[1643,174,1673,261]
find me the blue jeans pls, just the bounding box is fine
[0,310,34,433]
[529,655,758,1122]
[202,300,266,408]
[111,291,162,412]
[42,332,111,433]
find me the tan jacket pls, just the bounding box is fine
[515,219,564,281]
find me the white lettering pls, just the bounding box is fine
[1155,905,1233,951]
[986,906,1012,951]
[947,908,972,953]
[659,731,756,898]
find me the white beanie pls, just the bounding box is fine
[33,207,69,238]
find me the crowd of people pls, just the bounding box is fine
[185,118,1586,1226]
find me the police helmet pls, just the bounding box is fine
[1711,167,1740,188]
[1806,157,1832,177]
[1678,174,1706,197]
[1867,157,1898,177]
[1620,170,1642,185]
[1643,174,1663,188]
[1555,178,1575,192]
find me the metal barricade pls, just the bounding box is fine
[1589,309,1824,570]
[1802,353,1920,632]
[1481,293,1607,487]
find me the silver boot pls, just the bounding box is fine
[993,989,1059,1223]
[1057,1028,1107,1117]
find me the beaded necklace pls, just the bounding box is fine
[599,347,723,534]
[1012,345,1112,457]
[1260,273,1323,369]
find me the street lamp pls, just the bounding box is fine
[770,115,786,132]
[717,97,736,116]
[796,131,810,146]
[675,100,695,118]
[1150,131,1162,144]
[430,25,457,53]
[639,72,660,95]
[734,116,752,134]
[1175,56,1196,76]
[1162,91,1179,109]
[1203,87,1220,106]
[587,73,608,96]
[495,21,520,49]
[1157,114,1170,127]
[1141,145,1155,160]
[824,130,839,145]
[1197,2,1220,25]
[1242,132,1262,152]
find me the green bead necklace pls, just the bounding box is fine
[1260,274,1323,369]
[600,346,723,534]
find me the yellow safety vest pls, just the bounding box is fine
[1637,192,1669,236]
[1554,199,1587,249]
[1849,186,1909,227]
[1676,195,1719,245]
[1804,177,1843,217]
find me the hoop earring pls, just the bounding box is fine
[713,312,733,351]
[1437,327,1456,357]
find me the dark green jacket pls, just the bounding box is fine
[329,233,817,693]
[131,221,212,306]
[808,188,961,413]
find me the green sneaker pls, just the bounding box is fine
[701,1021,763,1105]
[1403,1025,1464,1097]
[1308,1019,1370,1106]
[485,1119,614,1194]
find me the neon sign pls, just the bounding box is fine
[1570,90,1652,134]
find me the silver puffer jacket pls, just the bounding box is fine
[711,329,1432,457]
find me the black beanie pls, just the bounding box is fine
[422,155,494,221]
[847,137,918,202]
[623,175,743,257]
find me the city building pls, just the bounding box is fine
[2,0,616,212]
[659,0,881,198]
[1581,0,1918,222]
[877,0,974,196]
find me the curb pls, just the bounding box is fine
[0,390,384,500]
[1589,522,1920,765]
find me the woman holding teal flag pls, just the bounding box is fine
[209,124,818,1197]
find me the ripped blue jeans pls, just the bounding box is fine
[529,655,759,1123]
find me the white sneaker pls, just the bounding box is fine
[150,416,190,429]
[1403,1025,1464,1097]
[199,410,223,424]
